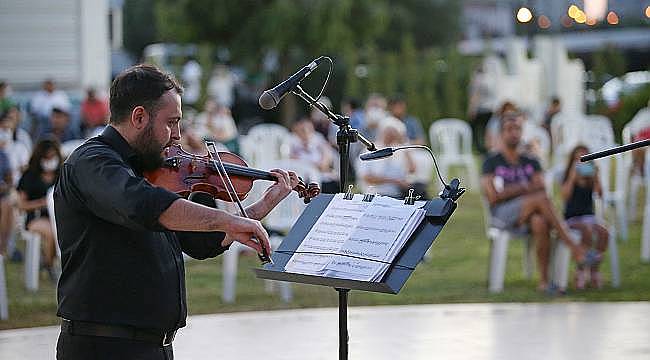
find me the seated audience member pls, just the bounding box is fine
[0,81,15,113]
[289,117,339,193]
[16,138,62,281]
[481,112,585,291]
[561,145,608,289]
[363,93,389,141]
[29,79,71,138]
[359,119,416,198]
[484,101,517,153]
[80,88,109,137]
[196,99,239,153]
[1,107,31,184]
[45,107,79,143]
[542,96,561,136]
[0,126,12,256]
[388,95,425,145]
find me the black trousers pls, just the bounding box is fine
[56,331,174,360]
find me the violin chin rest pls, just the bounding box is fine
[188,191,217,208]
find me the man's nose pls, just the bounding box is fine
[171,123,181,141]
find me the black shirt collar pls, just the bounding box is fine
[98,125,137,164]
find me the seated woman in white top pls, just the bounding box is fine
[358,118,416,198]
[196,99,239,153]
[289,117,339,193]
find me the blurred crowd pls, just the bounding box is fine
[0,61,433,280]
[1,59,648,292]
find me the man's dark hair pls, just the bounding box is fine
[388,95,406,106]
[109,64,183,124]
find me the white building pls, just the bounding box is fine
[0,0,112,91]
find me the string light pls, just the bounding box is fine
[568,5,580,19]
[645,6,650,19]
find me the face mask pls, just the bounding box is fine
[41,158,60,172]
[0,129,12,145]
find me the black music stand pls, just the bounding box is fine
[255,190,460,360]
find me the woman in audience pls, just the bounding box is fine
[16,138,62,280]
[358,118,416,198]
[196,99,239,153]
[561,145,608,289]
[0,114,13,256]
[289,117,339,193]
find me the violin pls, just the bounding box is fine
[143,144,321,203]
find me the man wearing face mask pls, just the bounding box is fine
[54,64,299,359]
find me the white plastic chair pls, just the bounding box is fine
[622,108,650,222]
[429,119,479,191]
[584,115,628,241]
[11,200,41,292]
[240,123,291,168]
[481,197,535,293]
[222,160,319,303]
[641,147,650,262]
[0,254,8,319]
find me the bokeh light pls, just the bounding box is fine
[537,15,551,29]
[516,7,533,23]
[645,6,650,18]
[568,5,580,19]
[606,11,619,25]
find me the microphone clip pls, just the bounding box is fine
[440,178,465,202]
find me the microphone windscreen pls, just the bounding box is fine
[259,90,278,110]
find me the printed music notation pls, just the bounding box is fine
[284,193,426,281]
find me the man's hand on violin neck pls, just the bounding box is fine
[265,169,299,201]
[221,215,271,255]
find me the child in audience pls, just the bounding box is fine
[561,145,608,289]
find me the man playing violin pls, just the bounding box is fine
[54,64,300,359]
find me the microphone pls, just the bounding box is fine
[359,147,395,161]
[259,56,326,110]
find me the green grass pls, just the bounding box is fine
[2,188,650,330]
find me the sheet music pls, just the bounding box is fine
[284,193,372,274]
[284,194,426,281]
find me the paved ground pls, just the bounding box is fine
[1,302,649,359]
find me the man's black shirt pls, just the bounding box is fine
[55,126,227,332]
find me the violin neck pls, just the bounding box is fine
[222,163,276,182]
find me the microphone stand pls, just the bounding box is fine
[292,85,376,193]
[291,84,376,360]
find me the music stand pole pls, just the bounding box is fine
[292,85,376,360]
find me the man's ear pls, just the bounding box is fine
[130,106,149,130]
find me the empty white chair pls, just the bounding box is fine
[241,123,291,168]
[429,119,479,191]
[622,108,650,222]
[641,147,650,262]
[222,160,319,303]
[0,254,8,319]
[584,115,628,241]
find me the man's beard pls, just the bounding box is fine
[132,123,166,172]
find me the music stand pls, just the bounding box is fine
[255,188,460,359]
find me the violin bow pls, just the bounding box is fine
[204,141,273,264]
